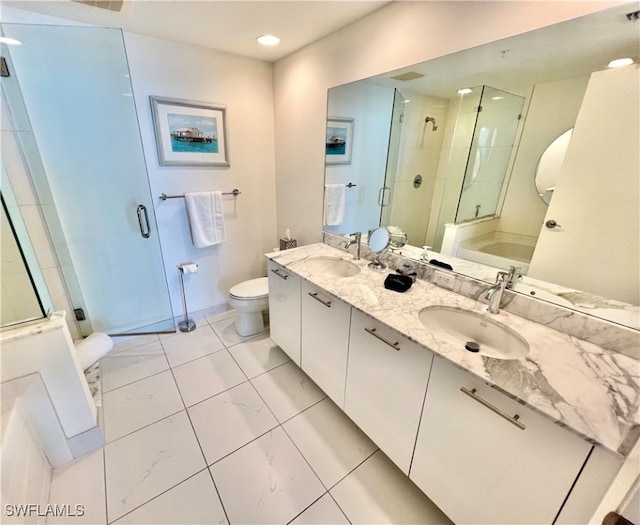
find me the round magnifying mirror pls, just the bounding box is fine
[368,227,391,253]
[368,227,390,270]
[535,128,572,205]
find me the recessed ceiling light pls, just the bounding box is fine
[0,37,22,46]
[458,88,473,95]
[257,34,280,47]
[608,58,634,68]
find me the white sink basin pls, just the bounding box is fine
[418,306,529,360]
[303,256,361,278]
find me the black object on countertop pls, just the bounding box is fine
[384,273,413,293]
[429,259,453,271]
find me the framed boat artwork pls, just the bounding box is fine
[325,117,353,165]
[150,96,229,167]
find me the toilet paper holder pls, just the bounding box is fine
[178,262,198,332]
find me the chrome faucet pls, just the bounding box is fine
[484,266,522,313]
[345,232,362,260]
[505,266,523,289]
[484,271,509,314]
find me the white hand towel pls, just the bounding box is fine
[324,184,346,226]
[184,191,226,248]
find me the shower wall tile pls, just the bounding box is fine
[42,266,80,340]
[1,130,39,206]
[2,123,79,336]
[19,204,57,269]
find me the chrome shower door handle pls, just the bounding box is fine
[378,186,391,207]
[137,204,151,238]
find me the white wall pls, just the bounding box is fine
[273,1,622,245]
[124,34,277,317]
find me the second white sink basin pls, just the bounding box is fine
[418,306,529,360]
[303,256,361,278]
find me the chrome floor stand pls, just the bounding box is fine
[368,253,387,270]
[178,267,196,332]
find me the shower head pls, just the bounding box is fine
[425,116,438,131]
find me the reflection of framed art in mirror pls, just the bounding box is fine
[325,117,354,165]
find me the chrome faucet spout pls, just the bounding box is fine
[485,271,509,314]
[345,232,362,260]
[505,266,523,290]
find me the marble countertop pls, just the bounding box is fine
[267,243,640,456]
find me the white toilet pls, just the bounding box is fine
[228,277,269,336]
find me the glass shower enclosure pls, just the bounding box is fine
[455,86,525,222]
[1,24,175,335]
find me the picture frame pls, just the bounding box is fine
[150,96,229,167]
[325,117,354,165]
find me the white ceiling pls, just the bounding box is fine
[1,0,390,61]
[365,2,639,98]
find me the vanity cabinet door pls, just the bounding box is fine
[300,281,351,406]
[345,310,433,474]
[267,260,301,365]
[410,355,592,525]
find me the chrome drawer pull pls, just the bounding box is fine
[308,292,331,308]
[270,268,288,280]
[460,387,526,430]
[365,327,400,351]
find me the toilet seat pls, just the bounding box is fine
[229,277,268,300]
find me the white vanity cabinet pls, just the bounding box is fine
[410,355,593,525]
[267,260,301,365]
[345,310,433,474]
[300,281,352,406]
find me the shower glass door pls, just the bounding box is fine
[455,86,524,222]
[2,24,174,335]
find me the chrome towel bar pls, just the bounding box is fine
[159,189,241,200]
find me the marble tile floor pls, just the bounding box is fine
[48,311,452,525]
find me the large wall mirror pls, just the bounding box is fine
[323,3,639,330]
